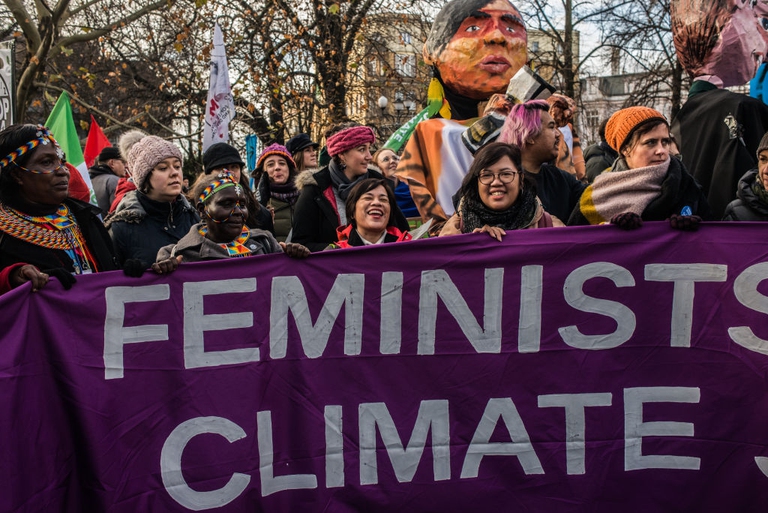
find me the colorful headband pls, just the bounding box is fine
[326,126,375,157]
[198,174,240,204]
[0,125,63,172]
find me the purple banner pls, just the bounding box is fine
[3,222,768,511]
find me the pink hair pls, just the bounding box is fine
[498,100,549,147]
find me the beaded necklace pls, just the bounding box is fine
[198,225,251,258]
[0,203,97,274]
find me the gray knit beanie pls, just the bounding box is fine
[758,132,768,159]
[128,135,183,191]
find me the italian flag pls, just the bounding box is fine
[46,91,96,205]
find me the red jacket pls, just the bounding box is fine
[331,224,411,249]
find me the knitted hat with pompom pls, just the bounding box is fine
[127,135,183,191]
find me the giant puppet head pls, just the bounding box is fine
[423,0,528,100]
[671,0,768,87]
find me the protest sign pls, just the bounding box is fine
[2,223,768,511]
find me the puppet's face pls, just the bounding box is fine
[671,0,768,87]
[700,0,768,85]
[427,0,527,100]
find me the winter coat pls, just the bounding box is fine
[157,223,282,262]
[106,190,199,269]
[327,224,412,249]
[568,154,711,225]
[583,142,618,183]
[291,166,410,252]
[109,176,137,213]
[0,198,119,292]
[89,164,119,213]
[671,85,768,218]
[257,173,297,242]
[528,164,586,223]
[723,170,768,221]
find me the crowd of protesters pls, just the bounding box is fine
[2,98,766,295]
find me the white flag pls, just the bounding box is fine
[203,23,236,151]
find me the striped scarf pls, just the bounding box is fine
[577,158,670,225]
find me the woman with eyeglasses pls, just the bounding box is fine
[439,142,562,241]
[0,124,119,293]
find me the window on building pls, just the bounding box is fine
[586,109,599,128]
[400,31,412,45]
[531,41,539,53]
[395,54,416,77]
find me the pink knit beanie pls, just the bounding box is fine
[256,143,296,174]
[128,135,183,190]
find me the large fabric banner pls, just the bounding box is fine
[3,222,768,511]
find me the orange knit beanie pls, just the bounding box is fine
[605,106,666,152]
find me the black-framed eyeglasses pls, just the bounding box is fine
[478,170,519,185]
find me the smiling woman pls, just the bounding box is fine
[439,142,561,241]
[0,124,119,293]
[327,178,412,249]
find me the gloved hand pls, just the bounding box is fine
[122,259,146,278]
[42,268,77,290]
[610,212,643,230]
[669,214,702,231]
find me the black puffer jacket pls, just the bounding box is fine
[583,142,618,183]
[723,170,768,221]
[106,190,199,268]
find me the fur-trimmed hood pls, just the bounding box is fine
[295,168,322,190]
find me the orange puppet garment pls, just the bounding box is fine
[395,117,476,227]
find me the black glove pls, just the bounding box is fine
[610,212,643,230]
[669,214,702,232]
[122,258,147,278]
[42,268,77,290]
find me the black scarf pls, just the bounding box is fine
[459,185,538,232]
[258,173,300,205]
[329,160,370,200]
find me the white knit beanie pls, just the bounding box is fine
[128,135,183,191]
